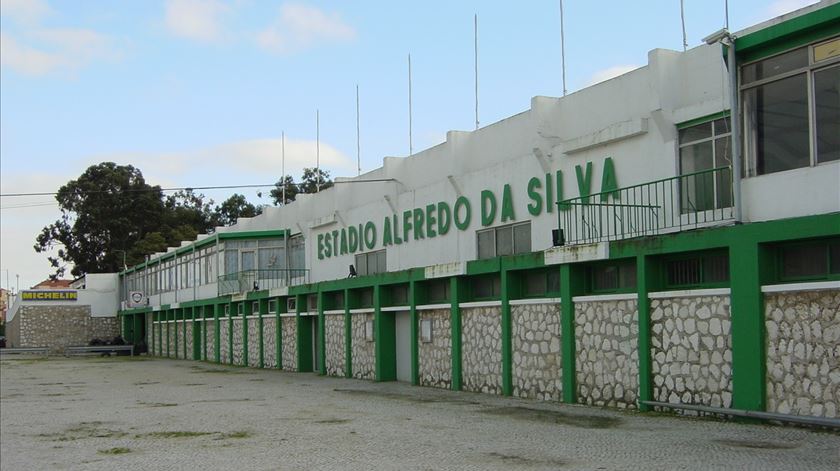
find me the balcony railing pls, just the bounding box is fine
[217,268,309,296]
[557,166,733,246]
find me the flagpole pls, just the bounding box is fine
[560,1,567,96]
[356,84,361,176]
[408,53,413,156]
[474,13,479,129]
[316,109,320,193]
[281,131,286,204]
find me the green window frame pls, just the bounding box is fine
[425,278,450,303]
[470,274,501,301]
[775,238,840,283]
[586,259,637,294]
[517,268,561,299]
[661,250,730,289]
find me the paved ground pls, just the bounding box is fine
[1,357,838,471]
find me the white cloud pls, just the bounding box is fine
[257,2,356,54]
[583,64,641,87]
[0,0,52,24]
[164,0,230,43]
[765,0,819,18]
[0,28,119,76]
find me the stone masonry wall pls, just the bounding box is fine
[167,322,175,358]
[575,299,639,409]
[205,321,216,362]
[232,318,244,365]
[281,317,297,371]
[12,306,119,353]
[248,318,260,367]
[418,309,452,389]
[185,322,195,360]
[512,303,562,401]
[766,289,840,418]
[263,317,277,368]
[325,314,346,377]
[219,320,230,364]
[651,295,733,409]
[351,313,375,380]
[461,306,503,395]
[6,314,20,348]
[146,314,153,351]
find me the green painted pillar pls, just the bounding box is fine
[636,255,654,412]
[259,299,267,369]
[243,301,251,367]
[183,308,189,359]
[166,310,172,358]
[450,277,463,391]
[296,294,313,372]
[214,304,221,364]
[500,268,513,396]
[228,303,234,365]
[409,280,420,386]
[318,290,327,375]
[730,241,768,411]
[560,264,583,404]
[344,289,353,378]
[374,285,396,382]
[277,296,284,369]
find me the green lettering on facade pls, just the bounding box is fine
[600,157,619,202]
[349,225,360,251]
[481,190,497,226]
[501,184,515,222]
[454,196,471,230]
[437,201,451,235]
[393,214,403,245]
[555,170,564,209]
[340,228,348,255]
[527,176,542,216]
[364,221,377,250]
[317,233,325,260]
[576,162,593,204]
[413,208,425,240]
[546,172,554,213]
[426,203,437,238]
[382,216,393,246]
[402,210,413,244]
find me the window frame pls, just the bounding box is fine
[661,250,730,290]
[587,259,637,294]
[775,238,840,283]
[740,35,840,176]
[476,221,532,260]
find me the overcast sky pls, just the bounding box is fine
[0,0,820,290]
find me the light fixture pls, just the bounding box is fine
[703,28,730,45]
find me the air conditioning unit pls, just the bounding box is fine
[286,297,297,313]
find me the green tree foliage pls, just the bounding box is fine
[270,175,299,205]
[299,168,334,194]
[213,194,262,227]
[35,162,164,277]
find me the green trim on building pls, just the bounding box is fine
[676,110,731,130]
[736,4,840,62]
[409,280,420,385]
[450,277,463,391]
[318,291,327,375]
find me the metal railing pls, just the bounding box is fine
[557,166,733,246]
[217,268,309,296]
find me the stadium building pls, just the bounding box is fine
[118,4,840,420]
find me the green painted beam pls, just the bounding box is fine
[374,285,397,382]
[500,267,513,396]
[318,290,327,375]
[450,277,463,391]
[409,280,420,386]
[345,289,353,378]
[560,264,582,404]
[636,255,654,412]
[259,299,267,369]
[214,304,221,364]
[242,301,250,367]
[296,295,313,372]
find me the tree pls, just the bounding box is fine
[299,167,334,194]
[270,175,299,205]
[161,189,216,243]
[34,162,164,278]
[213,194,262,227]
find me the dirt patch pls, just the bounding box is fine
[314,418,351,425]
[36,422,127,442]
[713,439,800,450]
[487,452,568,468]
[333,388,480,406]
[136,431,214,439]
[479,406,622,429]
[98,447,132,455]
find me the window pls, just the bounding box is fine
[520,269,561,298]
[678,117,732,211]
[742,37,840,176]
[664,252,729,288]
[288,235,305,271]
[355,250,387,276]
[778,239,840,281]
[307,294,318,311]
[390,284,409,306]
[471,274,501,300]
[426,279,450,303]
[224,305,230,317]
[589,260,636,293]
[236,303,244,316]
[268,300,277,314]
[420,318,433,343]
[357,288,374,308]
[329,291,345,310]
[476,222,531,259]
[252,301,260,315]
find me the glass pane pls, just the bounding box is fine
[241,251,256,271]
[813,38,840,63]
[704,254,730,283]
[592,266,618,291]
[742,47,808,84]
[355,253,367,276]
[713,117,731,136]
[523,271,547,297]
[679,122,712,144]
[814,65,840,163]
[496,226,513,256]
[477,230,495,259]
[680,140,714,212]
[225,250,238,274]
[743,74,810,175]
[667,259,702,286]
[830,242,840,274]
[259,247,284,271]
[619,262,637,289]
[377,250,387,274]
[513,223,532,254]
[781,244,828,279]
[714,138,733,208]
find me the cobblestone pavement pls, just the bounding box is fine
[2,357,838,471]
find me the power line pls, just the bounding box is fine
[1,179,397,199]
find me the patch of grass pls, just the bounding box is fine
[479,406,622,429]
[136,431,214,439]
[98,447,132,455]
[37,422,127,442]
[189,366,243,374]
[713,439,799,450]
[133,381,160,386]
[138,402,178,408]
[218,431,252,439]
[314,418,351,425]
